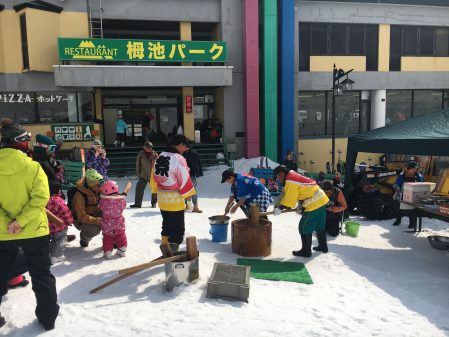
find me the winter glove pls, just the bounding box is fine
[186,200,194,213]
[273,208,282,216]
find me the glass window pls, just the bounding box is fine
[0,92,36,123]
[419,27,434,56]
[349,25,364,54]
[435,28,449,56]
[19,15,29,70]
[385,90,412,125]
[413,90,442,117]
[77,93,94,122]
[37,92,70,123]
[390,26,401,71]
[311,24,327,54]
[365,25,379,71]
[444,90,449,108]
[329,24,346,55]
[328,91,360,135]
[299,23,310,71]
[403,27,418,55]
[298,91,326,137]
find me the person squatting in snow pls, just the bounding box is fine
[98,180,127,259]
[273,165,329,258]
[221,169,273,216]
[46,181,74,264]
[153,135,196,253]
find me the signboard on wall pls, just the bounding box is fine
[58,38,227,63]
[51,124,95,142]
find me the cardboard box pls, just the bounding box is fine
[434,168,449,196]
[403,182,436,203]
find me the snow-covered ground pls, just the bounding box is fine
[2,158,449,337]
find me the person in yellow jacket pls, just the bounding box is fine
[0,118,59,330]
[273,165,329,257]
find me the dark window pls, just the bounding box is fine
[444,90,449,108]
[329,24,346,55]
[435,28,449,56]
[413,90,442,117]
[419,27,434,55]
[77,93,94,122]
[37,92,71,123]
[0,92,36,123]
[402,26,418,55]
[19,15,29,70]
[310,24,327,54]
[349,25,364,54]
[328,91,360,135]
[365,25,378,71]
[386,90,412,125]
[390,26,401,71]
[298,91,326,137]
[299,23,310,71]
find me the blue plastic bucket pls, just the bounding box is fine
[208,216,230,243]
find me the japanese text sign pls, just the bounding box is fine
[58,38,227,63]
[185,96,193,113]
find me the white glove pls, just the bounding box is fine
[186,200,194,213]
[273,208,282,216]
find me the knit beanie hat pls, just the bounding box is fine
[92,139,102,147]
[85,169,104,186]
[35,134,55,147]
[0,118,28,143]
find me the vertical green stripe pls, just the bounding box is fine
[263,0,277,161]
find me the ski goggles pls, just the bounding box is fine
[13,132,31,142]
[35,141,58,152]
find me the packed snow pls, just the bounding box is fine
[2,158,449,337]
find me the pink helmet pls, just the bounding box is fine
[100,180,119,196]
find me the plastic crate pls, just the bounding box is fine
[207,263,250,302]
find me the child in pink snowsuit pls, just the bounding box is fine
[98,180,127,259]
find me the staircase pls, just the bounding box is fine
[106,143,229,177]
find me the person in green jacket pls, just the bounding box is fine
[0,118,59,331]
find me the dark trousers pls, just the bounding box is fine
[134,178,157,207]
[394,200,417,227]
[160,210,185,244]
[326,212,341,237]
[0,236,59,327]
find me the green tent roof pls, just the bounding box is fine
[343,108,449,194]
[347,108,449,156]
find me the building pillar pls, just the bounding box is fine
[370,89,386,130]
[279,0,295,161]
[243,0,260,158]
[262,0,278,161]
[180,22,194,140]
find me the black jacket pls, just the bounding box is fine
[183,149,203,178]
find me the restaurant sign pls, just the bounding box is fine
[58,38,227,63]
[52,124,95,142]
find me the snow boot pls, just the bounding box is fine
[113,140,118,147]
[67,234,76,242]
[103,251,113,259]
[116,247,127,257]
[392,217,401,226]
[292,234,312,257]
[121,142,125,147]
[313,230,328,253]
[0,313,5,328]
[192,204,203,213]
